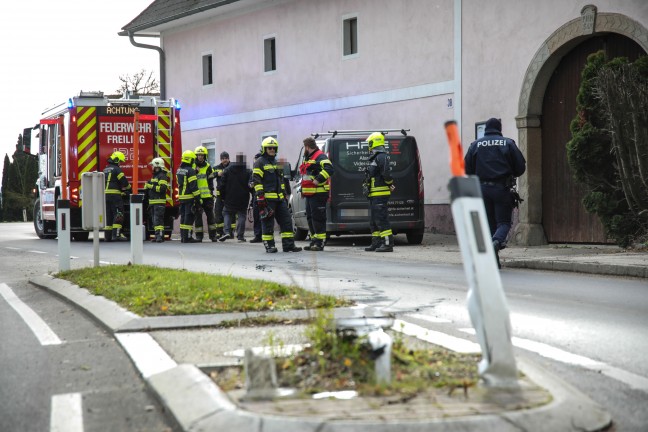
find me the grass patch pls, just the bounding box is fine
[56,265,351,316]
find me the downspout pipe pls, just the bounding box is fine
[127,32,166,99]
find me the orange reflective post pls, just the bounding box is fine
[444,120,465,177]
[132,109,140,191]
[59,115,68,200]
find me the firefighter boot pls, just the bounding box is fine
[364,236,381,251]
[104,230,113,242]
[113,228,124,242]
[264,241,278,254]
[209,230,218,242]
[304,240,323,251]
[155,230,164,243]
[375,235,394,252]
[282,239,302,253]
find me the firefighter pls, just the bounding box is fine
[176,150,201,243]
[300,137,334,251]
[103,151,132,242]
[144,157,169,243]
[252,137,302,253]
[364,132,395,252]
[213,151,231,237]
[193,146,218,241]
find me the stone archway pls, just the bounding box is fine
[513,7,648,246]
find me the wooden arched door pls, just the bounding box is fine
[541,33,645,243]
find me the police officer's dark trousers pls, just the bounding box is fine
[305,193,328,247]
[481,183,514,246]
[261,200,297,251]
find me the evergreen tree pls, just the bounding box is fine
[1,154,10,221]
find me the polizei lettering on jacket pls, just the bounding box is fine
[477,139,507,147]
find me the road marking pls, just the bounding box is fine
[0,283,62,345]
[5,247,20,250]
[50,392,83,432]
[392,319,480,353]
[28,250,47,254]
[459,328,648,393]
[406,313,452,324]
[115,333,177,378]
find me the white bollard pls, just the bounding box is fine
[130,194,144,264]
[368,328,392,385]
[57,200,71,271]
[449,175,518,387]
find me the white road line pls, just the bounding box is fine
[115,333,177,378]
[28,250,47,254]
[392,319,481,353]
[406,313,452,324]
[0,283,62,346]
[5,247,20,250]
[458,328,648,393]
[50,392,83,432]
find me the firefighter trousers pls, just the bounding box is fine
[214,195,226,235]
[148,204,165,233]
[105,194,124,237]
[261,200,296,249]
[194,197,217,239]
[368,196,392,240]
[305,193,328,246]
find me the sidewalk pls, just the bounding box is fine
[29,234,645,432]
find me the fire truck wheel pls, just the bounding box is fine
[33,199,56,239]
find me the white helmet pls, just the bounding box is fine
[150,157,166,169]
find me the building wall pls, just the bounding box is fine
[156,0,648,237]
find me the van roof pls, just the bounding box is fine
[311,129,410,139]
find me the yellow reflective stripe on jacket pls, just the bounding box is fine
[253,168,264,177]
[149,199,166,205]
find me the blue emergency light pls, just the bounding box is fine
[174,100,181,111]
[67,98,74,109]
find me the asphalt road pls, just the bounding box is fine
[1,222,647,430]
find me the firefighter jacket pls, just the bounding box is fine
[104,162,131,195]
[213,162,229,197]
[366,151,393,198]
[299,149,334,196]
[252,155,287,201]
[195,160,215,199]
[144,169,169,205]
[176,162,200,203]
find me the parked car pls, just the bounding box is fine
[288,129,425,244]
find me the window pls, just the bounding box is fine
[343,17,358,56]
[202,54,213,86]
[202,141,216,166]
[264,37,276,72]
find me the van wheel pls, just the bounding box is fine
[33,199,56,239]
[406,231,424,245]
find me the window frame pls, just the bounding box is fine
[202,51,214,87]
[263,35,277,74]
[342,14,359,58]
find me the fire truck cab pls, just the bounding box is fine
[33,91,183,241]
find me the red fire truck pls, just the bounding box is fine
[33,91,183,241]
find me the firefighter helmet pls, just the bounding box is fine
[181,150,196,164]
[260,137,278,155]
[150,157,165,169]
[367,132,385,150]
[110,151,126,164]
[195,146,208,156]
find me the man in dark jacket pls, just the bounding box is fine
[213,151,231,237]
[464,117,526,267]
[218,153,251,242]
[103,151,131,242]
[252,137,301,253]
[300,137,334,251]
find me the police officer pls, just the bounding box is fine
[193,146,218,241]
[176,150,202,243]
[103,151,132,242]
[213,151,231,237]
[300,137,334,251]
[144,157,169,243]
[464,117,526,268]
[252,137,302,253]
[364,132,395,252]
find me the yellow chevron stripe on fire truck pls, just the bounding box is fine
[77,107,97,174]
[157,107,173,204]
